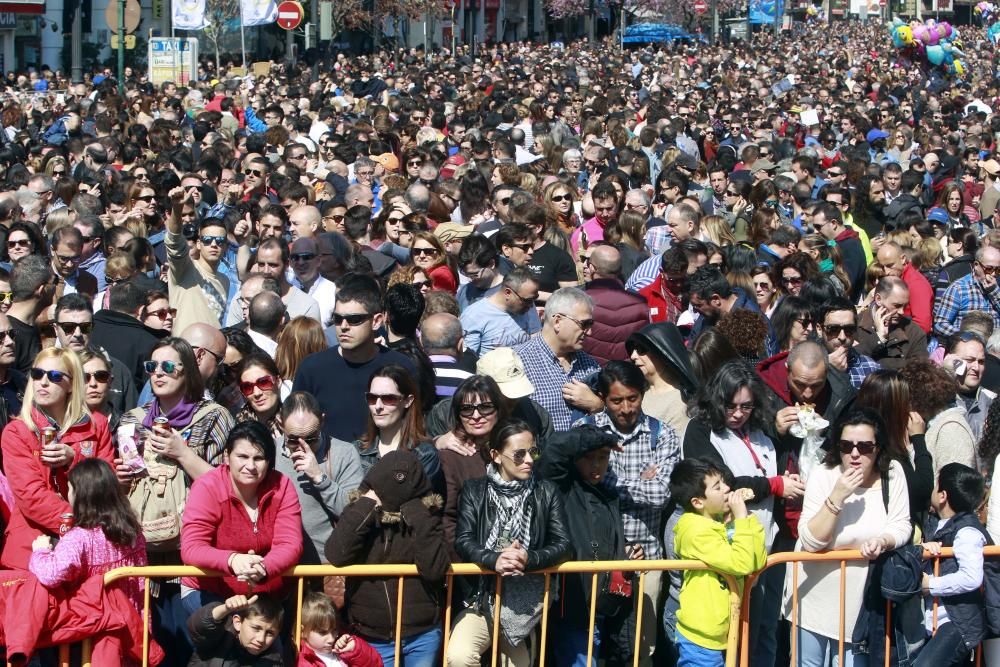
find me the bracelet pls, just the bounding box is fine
[825,497,843,515]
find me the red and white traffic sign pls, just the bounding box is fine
[693,0,708,14]
[277,0,304,30]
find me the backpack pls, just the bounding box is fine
[124,403,216,552]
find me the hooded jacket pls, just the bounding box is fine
[325,451,449,642]
[884,193,923,228]
[674,512,766,651]
[626,322,699,401]
[0,408,115,569]
[180,464,304,599]
[834,227,867,302]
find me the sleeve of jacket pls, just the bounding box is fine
[400,496,449,584]
[454,479,500,570]
[907,275,934,334]
[425,399,453,439]
[325,496,379,566]
[525,483,571,571]
[91,412,115,467]
[243,107,268,134]
[459,312,483,356]
[339,635,384,667]
[316,440,364,517]
[28,528,84,587]
[261,475,304,577]
[934,282,964,338]
[907,434,934,518]
[186,602,229,652]
[180,474,232,572]
[415,443,444,493]
[681,516,767,576]
[682,421,772,501]
[2,421,71,534]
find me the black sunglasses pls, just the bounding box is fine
[331,313,373,326]
[30,368,71,383]
[83,370,112,383]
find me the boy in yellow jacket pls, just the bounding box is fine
[669,458,767,667]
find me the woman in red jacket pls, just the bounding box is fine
[410,231,458,293]
[179,420,303,615]
[1,347,114,570]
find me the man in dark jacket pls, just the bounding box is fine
[814,201,866,302]
[687,266,778,355]
[584,245,650,365]
[855,277,929,371]
[187,593,291,666]
[882,169,925,229]
[90,281,167,390]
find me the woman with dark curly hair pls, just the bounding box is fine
[772,252,820,299]
[978,400,1000,540]
[900,359,976,476]
[716,309,771,367]
[769,296,815,352]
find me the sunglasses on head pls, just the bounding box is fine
[200,235,226,246]
[83,370,112,384]
[331,313,372,326]
[31,367,71,383]
[365,392,405,407]
[459,402,497,418]
[144,360,182,375]
[240,375,278,397]
[837,440,877,455]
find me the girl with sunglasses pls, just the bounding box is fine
[448,418,570,667]
[78,346,120,433]
[787,409,911,667]
[355,365,441,484]
[0,347,115,570]
[410,231,457,294]
[235,352,283,442]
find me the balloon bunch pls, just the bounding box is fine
[889,18,967,78]
[975,1,997,24]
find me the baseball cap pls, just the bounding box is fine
[866,129,890,144]
[434,223,474,243]
[752,159,776,174]
[371,153,399,172]
[476,348,534,399]
[926,207,950,225]
[982,159,1000,176]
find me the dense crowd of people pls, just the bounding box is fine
[2,13,1000,667]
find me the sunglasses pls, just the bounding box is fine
[365,392,405,407]
[753,281,772,290]
[146,307,177,320]
[135,194,156,202]
[331,313,372,326]
[550,194,571,203]
[781,276,804,285]
[7,239,31,249]
[244,169,264,177]
[105,275,130,286]
[144,360,183,375]
[287,431,322,448]
[57,321,92,335]
[30,368,71,383]
[0,329,12,340]
[837,440,877,455]
[240,374,278,397]
[823,324,857,337]
[200,235,226,246]
[290,253,317,263]
[459,402,498,418]
[56,254,81,264]
[412,247,439,257]
[83,370,112,384]
[508,243,533,252]
[133,172,149,179]
[502,447,540,466]
[978,261,1000,276]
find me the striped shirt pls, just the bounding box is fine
[429,354,474,399]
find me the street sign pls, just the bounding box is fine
[106,0,140,34]
[276,0,303,30]
[111,33,136,48]
[148,37,198,85]
[693,0,708,13]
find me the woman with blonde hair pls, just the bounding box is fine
[388,263,432,296]
[605,210,651,281]
[0,347,115,569]
[275,317,327,399]
[701,215,738,247]
[93,253,138,311]
[126,182,158,231]
[43,155,69,180]
[542,181,580,237]
[43,207,73,236]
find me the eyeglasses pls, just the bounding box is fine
[365,392,404,407]
[57,321,92,335]
[459,402,497,418]
[462,266,486,280]
[412,247,439,257]
[725,402,755,414]
[332,313,373,327]
[239,375,278,397]
[7,239,31,249]
[144,360,183,375]
[550,194,571,203]
[823,324,857,337]
[200,235,226,246]
[560,314,594,331]
[83,370,111,384]
[837,440,877,455]
[502,447,540,466]
[356,170,374,178]
[290,253,316,263]
[408,160,424,168]
[31,368,71,383]
[244,168,264,178]
[781,276,803,286]
[146,307,176,320]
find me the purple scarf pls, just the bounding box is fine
[143,398,200,431]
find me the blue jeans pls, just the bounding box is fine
[368,627,442,667]
[797,627,868,667]
[912,623,970,667]
[749,561,786,667]
[551,618,604,667]
[675,631,724,667]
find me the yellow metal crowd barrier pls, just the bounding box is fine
[17,547,1000,667]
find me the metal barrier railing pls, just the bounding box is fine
[99,560,744,667]
[737,545,1000,667]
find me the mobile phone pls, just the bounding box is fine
[953,359,968,377]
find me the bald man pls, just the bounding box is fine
[876,242,933,333]
[420,313,473,399]
[289,204,322,242]
[583,245,650,365]
[248,291,286,357]
[184,322,228,386]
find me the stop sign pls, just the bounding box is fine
[693,0,708,13]
[276,0,304,30]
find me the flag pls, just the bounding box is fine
[241,0,278,26]
[172,0,207,29]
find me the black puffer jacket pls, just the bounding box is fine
[325,451,450,641]
[453,473,571,610]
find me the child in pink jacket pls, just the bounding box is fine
[298,592,383,667]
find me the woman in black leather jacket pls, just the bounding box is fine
[448,419,571,667]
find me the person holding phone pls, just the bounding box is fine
[856,276,929,371]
